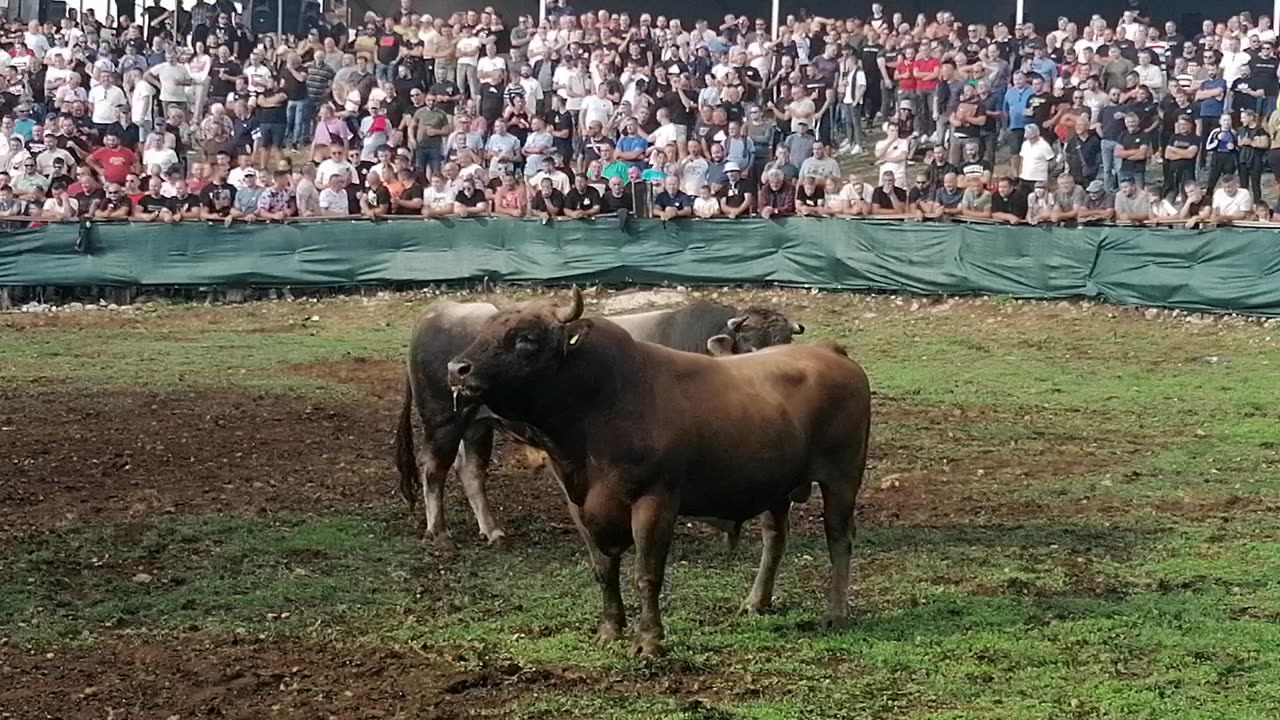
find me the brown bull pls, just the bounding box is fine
[447,289,871,658]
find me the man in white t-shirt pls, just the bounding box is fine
[1211,174,1252,222]
[454,25,485,99]
[316,144,359,186]
[143,49,193,110]
[88,72,128,130]
[1017,125,1056,184]
[579,84,614,134]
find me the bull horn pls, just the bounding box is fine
[555,286,584,323]
[791,321,806,335]
[727,316,747,332]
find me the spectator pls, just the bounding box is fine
[453,177,489,217]
[1237,109,1271,201]
[799,142,841,180]
[42,181,78,220]
[564,174,602,219]
[958,175,993,219]
[422,174,454,218]
[493,174,528,218]
[693,184,721,219]
[230,169,265,223]
[717,163,752,219]
[1078,179,1116,222]
[95,182,133,219]
[530,176,566,223]
[257,170,295,221]
[795,174,828,217]
[1052,173,1088,222]
[1018,124,1056,190]
[388,168,425,216]
[134,177,176,223]
[1113,177,1152,222]
[871,170,908,215]
[991,177,1029,224]
[318,174,350,217]
[1147,187,1180,220]
[875,122,911,187]
[1211,173,1252,223]
[1026,180,1058,224]
[654,176,694,221]
[1115,114,1151,186]
[758,170,795,219]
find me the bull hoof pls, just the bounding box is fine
[595,622,624,645]
[428,533,457,552]
[819,613,849,632]
[631,635,665,660]
[738,599,771,617]
[486,529,509,547]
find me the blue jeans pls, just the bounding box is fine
[294,99,318,148]
[285,100,307,147]
[415,146,443,175]
[1100,139,1119,192]
[375,62,396,83]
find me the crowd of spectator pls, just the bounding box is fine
[3,1,1280,232]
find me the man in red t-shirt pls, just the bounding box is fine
[912,46,943,139]
[87,132,139,186]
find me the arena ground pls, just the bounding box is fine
[1,288,1278,719]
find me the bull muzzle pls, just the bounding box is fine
[447,360,478,395]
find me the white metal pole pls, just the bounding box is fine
[771,0,779,40]
[277,0,283,36]
[1274,0,1279,39]
[538,0,546,24]
[1015,0,1024,26]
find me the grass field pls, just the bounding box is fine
[1,289,1278,719]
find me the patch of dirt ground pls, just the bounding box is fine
[0,358,1212,539]
[0,636,701,720]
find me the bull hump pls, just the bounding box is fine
[434,302,499,318]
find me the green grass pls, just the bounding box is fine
[1,290,1279,718]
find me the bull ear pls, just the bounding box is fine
[726,316,747,332]
[706,334,736,357]
[791,321,805,335]
[562,320,590,353]
[555,286,584,323]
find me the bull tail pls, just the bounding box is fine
[394,376,420,513]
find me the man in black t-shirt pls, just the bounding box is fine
[375,16,402,82]
[208,44,242,102]
[564,174,602,219]
[361,172,392,218]
[1251,42,1280,118]
[530,177,565,222]
[393,168,425,215]
[200,173,236,219]
[134,178,174,222]
[716,164,752,218]
[990,176,1028,223]
[1161,115,1199,199]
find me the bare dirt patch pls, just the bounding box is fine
[0,383,572,543]
[0,388,393,535]
[0,636,728,720]
[287,356,404,404]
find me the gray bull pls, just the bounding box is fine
[393,299,803,544]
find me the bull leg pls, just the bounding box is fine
[818,479,857,628]
[458,425,505,544]
[593,552,626,644]
[418,435,462,549]
[740,501,791,615]
[630,494,677,659]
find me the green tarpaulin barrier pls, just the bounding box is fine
[1,218,1278,316]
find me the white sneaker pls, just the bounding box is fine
[851,144,864,155]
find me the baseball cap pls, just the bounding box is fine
[724,161,741,172]
[1086,180,1105,193]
